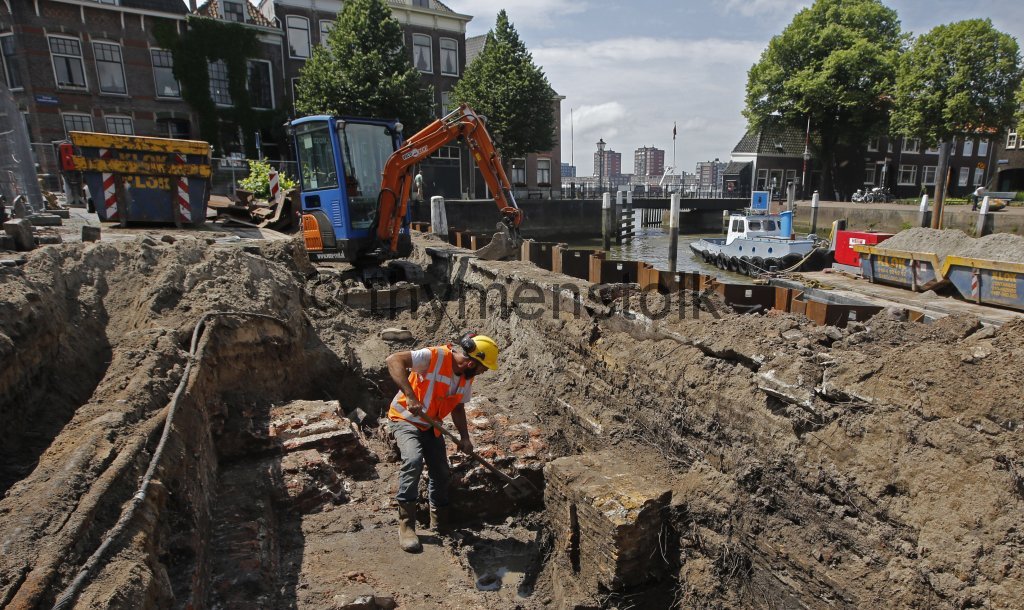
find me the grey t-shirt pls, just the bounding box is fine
[410,348,472,402]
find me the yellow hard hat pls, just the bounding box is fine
[461,333,499,370]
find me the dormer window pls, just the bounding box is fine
[223,0,245,23]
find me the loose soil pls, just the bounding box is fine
[1,234,1022,609]
[882,227,1024,264]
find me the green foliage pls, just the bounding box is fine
[238,159,297,199]
[154,17,283,156]
[1015,80,1024,129]
[450,10,555,160]
[744,0,904,192]
[295,0,432,130]
[892,19,1022,144]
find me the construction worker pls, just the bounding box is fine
[384,333,500,553]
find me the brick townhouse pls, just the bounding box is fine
[0,0,196,180]
[728,118,1001,200]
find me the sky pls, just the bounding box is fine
[441,0,1024,177]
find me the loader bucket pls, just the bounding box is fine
[474,222,522,261]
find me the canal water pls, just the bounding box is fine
[564,225,753,284]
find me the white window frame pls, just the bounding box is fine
[62,112,93,136]
[897,164,917,185]
[93,40,127,95]
[208,59,232,106]
[974,167,984,186]
[319,20,334,47]
[978,138,989,156]
[1,33,21,91]
[902,138,920,154]
[150,48,180,98]
[924,144,940,154]
[247,59,274,110]
[921,165,937,185]
[439,37,458,76]
[286,15,311,59]
[440,91,452,115]
[510,158,526,186]
[963,139,974,156]
[537,158,551,186]
[412,34,432,73]
[864,164,876,185]
[105,115,134,135]
[958,167,970,187]
[1008,130,1018,149]
[866,138,879,152]
[49,35,88,90]
[222,0,245,22]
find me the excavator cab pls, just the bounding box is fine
[289,115,410,263]
[289,105,522,267]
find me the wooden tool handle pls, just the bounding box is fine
[418,412,518,485]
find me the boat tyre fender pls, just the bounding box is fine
[739,256,751,276]
[716,253,727,269]
[782,253,802,270]
[765,258,781,272]
[751,257,765,275]
[728,256,740,273]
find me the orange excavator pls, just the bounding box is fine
[289,104,523,266]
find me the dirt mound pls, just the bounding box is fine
[4,234,1024,609]
[882,227,973,260]
[882,228,1024,265]
[957,232,1024,262]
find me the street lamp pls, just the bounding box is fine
[597,138,606,195]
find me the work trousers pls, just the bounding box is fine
[389,419,450,507]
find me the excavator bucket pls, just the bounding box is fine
[474,222,522,261]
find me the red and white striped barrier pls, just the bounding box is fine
[100,148,118,221]
[174,153,191,223]
[971,271,980,300]
[269,169,280,202]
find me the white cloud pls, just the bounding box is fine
[540,37,763,173]
[443,0,587,32]
[713,0,809,18]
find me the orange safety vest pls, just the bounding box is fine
[388,345,471,436]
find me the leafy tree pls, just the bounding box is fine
[294,0,432,130]
[892,19,1022,144]
[1017,80,1024,128]
[892,19,1021,222]
[744,0,904,195]
[450,10,555,159]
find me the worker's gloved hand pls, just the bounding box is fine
[457,437,473,454]
[407,398,424,416]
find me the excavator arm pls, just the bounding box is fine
[374,104,523,259]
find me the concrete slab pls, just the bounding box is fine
[779,270,1024,326]
[3,219,34,251]
[27,214,62,227]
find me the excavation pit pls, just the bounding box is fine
[1,235,1024,609]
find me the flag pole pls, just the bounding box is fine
[672,122,677,188]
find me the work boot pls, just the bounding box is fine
[430,505,451,534]
[397,502,422,553]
